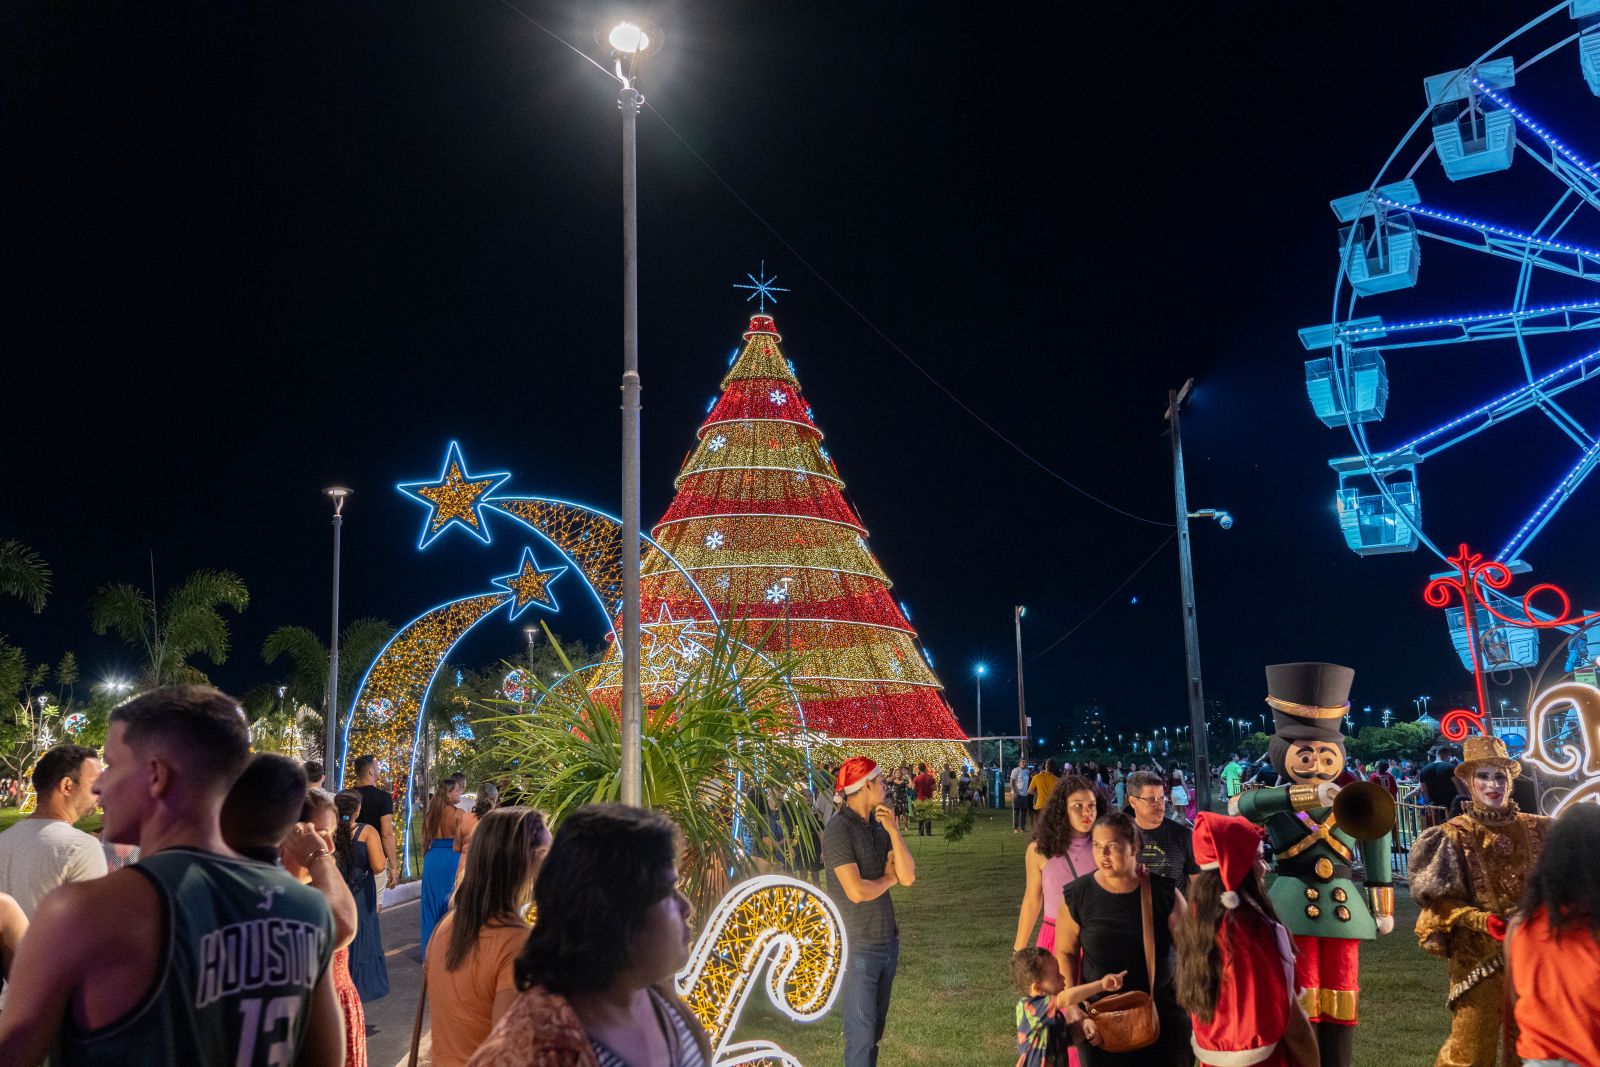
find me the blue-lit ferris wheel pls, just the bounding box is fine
[1299,2,1600,672]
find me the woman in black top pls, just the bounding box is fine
[1053,812,1192,1065]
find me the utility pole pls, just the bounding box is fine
[324,487,350,781]
[1166,380,1212,812]
[1014,606,1028,760]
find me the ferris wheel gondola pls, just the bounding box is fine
[1299,1,1600,671]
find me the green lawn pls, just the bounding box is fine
[0,806,100,834]
[734,809,1450,1066]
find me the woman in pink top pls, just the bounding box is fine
[1014,775,1101,953]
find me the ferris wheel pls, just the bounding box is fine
[1299,2,1600,672]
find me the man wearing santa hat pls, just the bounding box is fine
[822,755,917,1067]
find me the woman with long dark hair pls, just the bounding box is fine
[425,806,550,1067]
[335,788,390,1003]
[1508,804,1600,1067]
[1015,775,1100,953]
[291,789,367,1065]
[1053,812,1190,1065]
[466,805,712,1067]
[1174,813,1315,1067]
[420,773,467,950]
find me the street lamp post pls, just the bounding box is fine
[524,626,539,670]
[1014,606,1028,760]
[324,486,350,780]
[601,18,661,808]
[779,577,794,665]
[974,662,987,763]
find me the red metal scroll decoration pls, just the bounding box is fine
[1424,544,1600,741]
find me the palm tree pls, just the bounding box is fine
[261,618,395,754]
[0,541,51,613]
[484,623,834,914]
[90,569,249,687]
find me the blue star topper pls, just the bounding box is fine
[492,546,567,619]
[732,261,789,313]
[397,440,512,550]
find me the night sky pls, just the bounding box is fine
[4,0,1594,741]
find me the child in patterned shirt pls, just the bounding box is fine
[1011,948,1125,1067]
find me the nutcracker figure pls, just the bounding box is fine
[1229,662,1396,1067]
[1409,734,1550,1067]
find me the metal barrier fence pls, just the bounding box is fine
[1391,786,1446,882]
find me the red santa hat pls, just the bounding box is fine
[1192,812,1266,910]
[833,756,881,804]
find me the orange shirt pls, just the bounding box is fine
[1512,907,1600,1067]
[424,915,529,1067]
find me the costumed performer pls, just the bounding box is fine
[1229,662,1395,1067]
[1409,734,1550,1067]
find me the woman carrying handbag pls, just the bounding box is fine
[1053,812,1192,1065]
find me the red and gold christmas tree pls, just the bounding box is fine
[626,313,969,769]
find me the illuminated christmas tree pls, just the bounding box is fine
[626,312,969,769]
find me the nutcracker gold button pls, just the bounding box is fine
[1331,888,1348,903]
[1315,858,1334,880]
[1306,905,1321,919]
[1304,887,1320,901]
[1335,905,1351,922]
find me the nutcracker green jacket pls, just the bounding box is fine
[1233,785,1394,940]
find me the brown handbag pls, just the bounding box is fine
[1082,873,1160,1053]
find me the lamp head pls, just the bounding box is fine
[597,17,662,86]
[975,663,987,676]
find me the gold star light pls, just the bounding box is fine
[493,547,567,619]
[398,440,511,548]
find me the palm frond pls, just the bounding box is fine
[89,583,153,646]
[0,541,51,613]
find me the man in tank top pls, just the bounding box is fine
[0,685,344,1066]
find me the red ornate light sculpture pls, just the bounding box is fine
[1424,543,1600,740]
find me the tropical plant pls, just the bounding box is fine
[481,622,835,914]
[90,568,249,687]
[0,648,105,787]
[260,618,396,753]
[0,541,51,613]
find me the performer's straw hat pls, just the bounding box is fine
[1264,662,1353,743]
[1454,734,1521,780]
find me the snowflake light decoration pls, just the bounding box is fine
[707,434,727,452]
[705,530,726,549]
[731,261,790,313]
[769,389,787,406]
[765,583,790,604]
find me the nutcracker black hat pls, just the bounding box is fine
[1264,662,1352,744]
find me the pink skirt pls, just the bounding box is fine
[1036,918,1056,953]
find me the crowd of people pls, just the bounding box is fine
[0,683,1597,1066]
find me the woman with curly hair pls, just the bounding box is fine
[466,805,711,1067]
[1014,775,1101,953]
[1174,813,1316,1067]
[1507,804,1600,1067]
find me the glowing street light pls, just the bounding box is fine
[324,485,351,780]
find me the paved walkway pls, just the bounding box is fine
[361,895,431,1067]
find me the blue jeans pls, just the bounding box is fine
[840,937,898,1067]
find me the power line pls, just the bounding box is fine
[1026,534,1176,664]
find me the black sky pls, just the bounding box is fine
[3,0,1593,740]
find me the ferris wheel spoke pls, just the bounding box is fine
[1314,299,1600,350]
[1499,431,1600,562]
[1378,344,1600,461]
[1381,196,1600,282]
[1470,79,1600,206]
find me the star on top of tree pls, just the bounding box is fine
[398,441,511,548]
[733,261,790,313]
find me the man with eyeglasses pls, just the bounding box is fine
[1124,769,1197,888]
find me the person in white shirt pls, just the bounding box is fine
[0,744,107,918]
[1009,759,1032,834]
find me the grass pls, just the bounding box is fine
[0,806,100,834]
[733,808,1450,1066]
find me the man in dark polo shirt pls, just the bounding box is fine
[1125,769,1198,888]
[822,756,916,1067]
